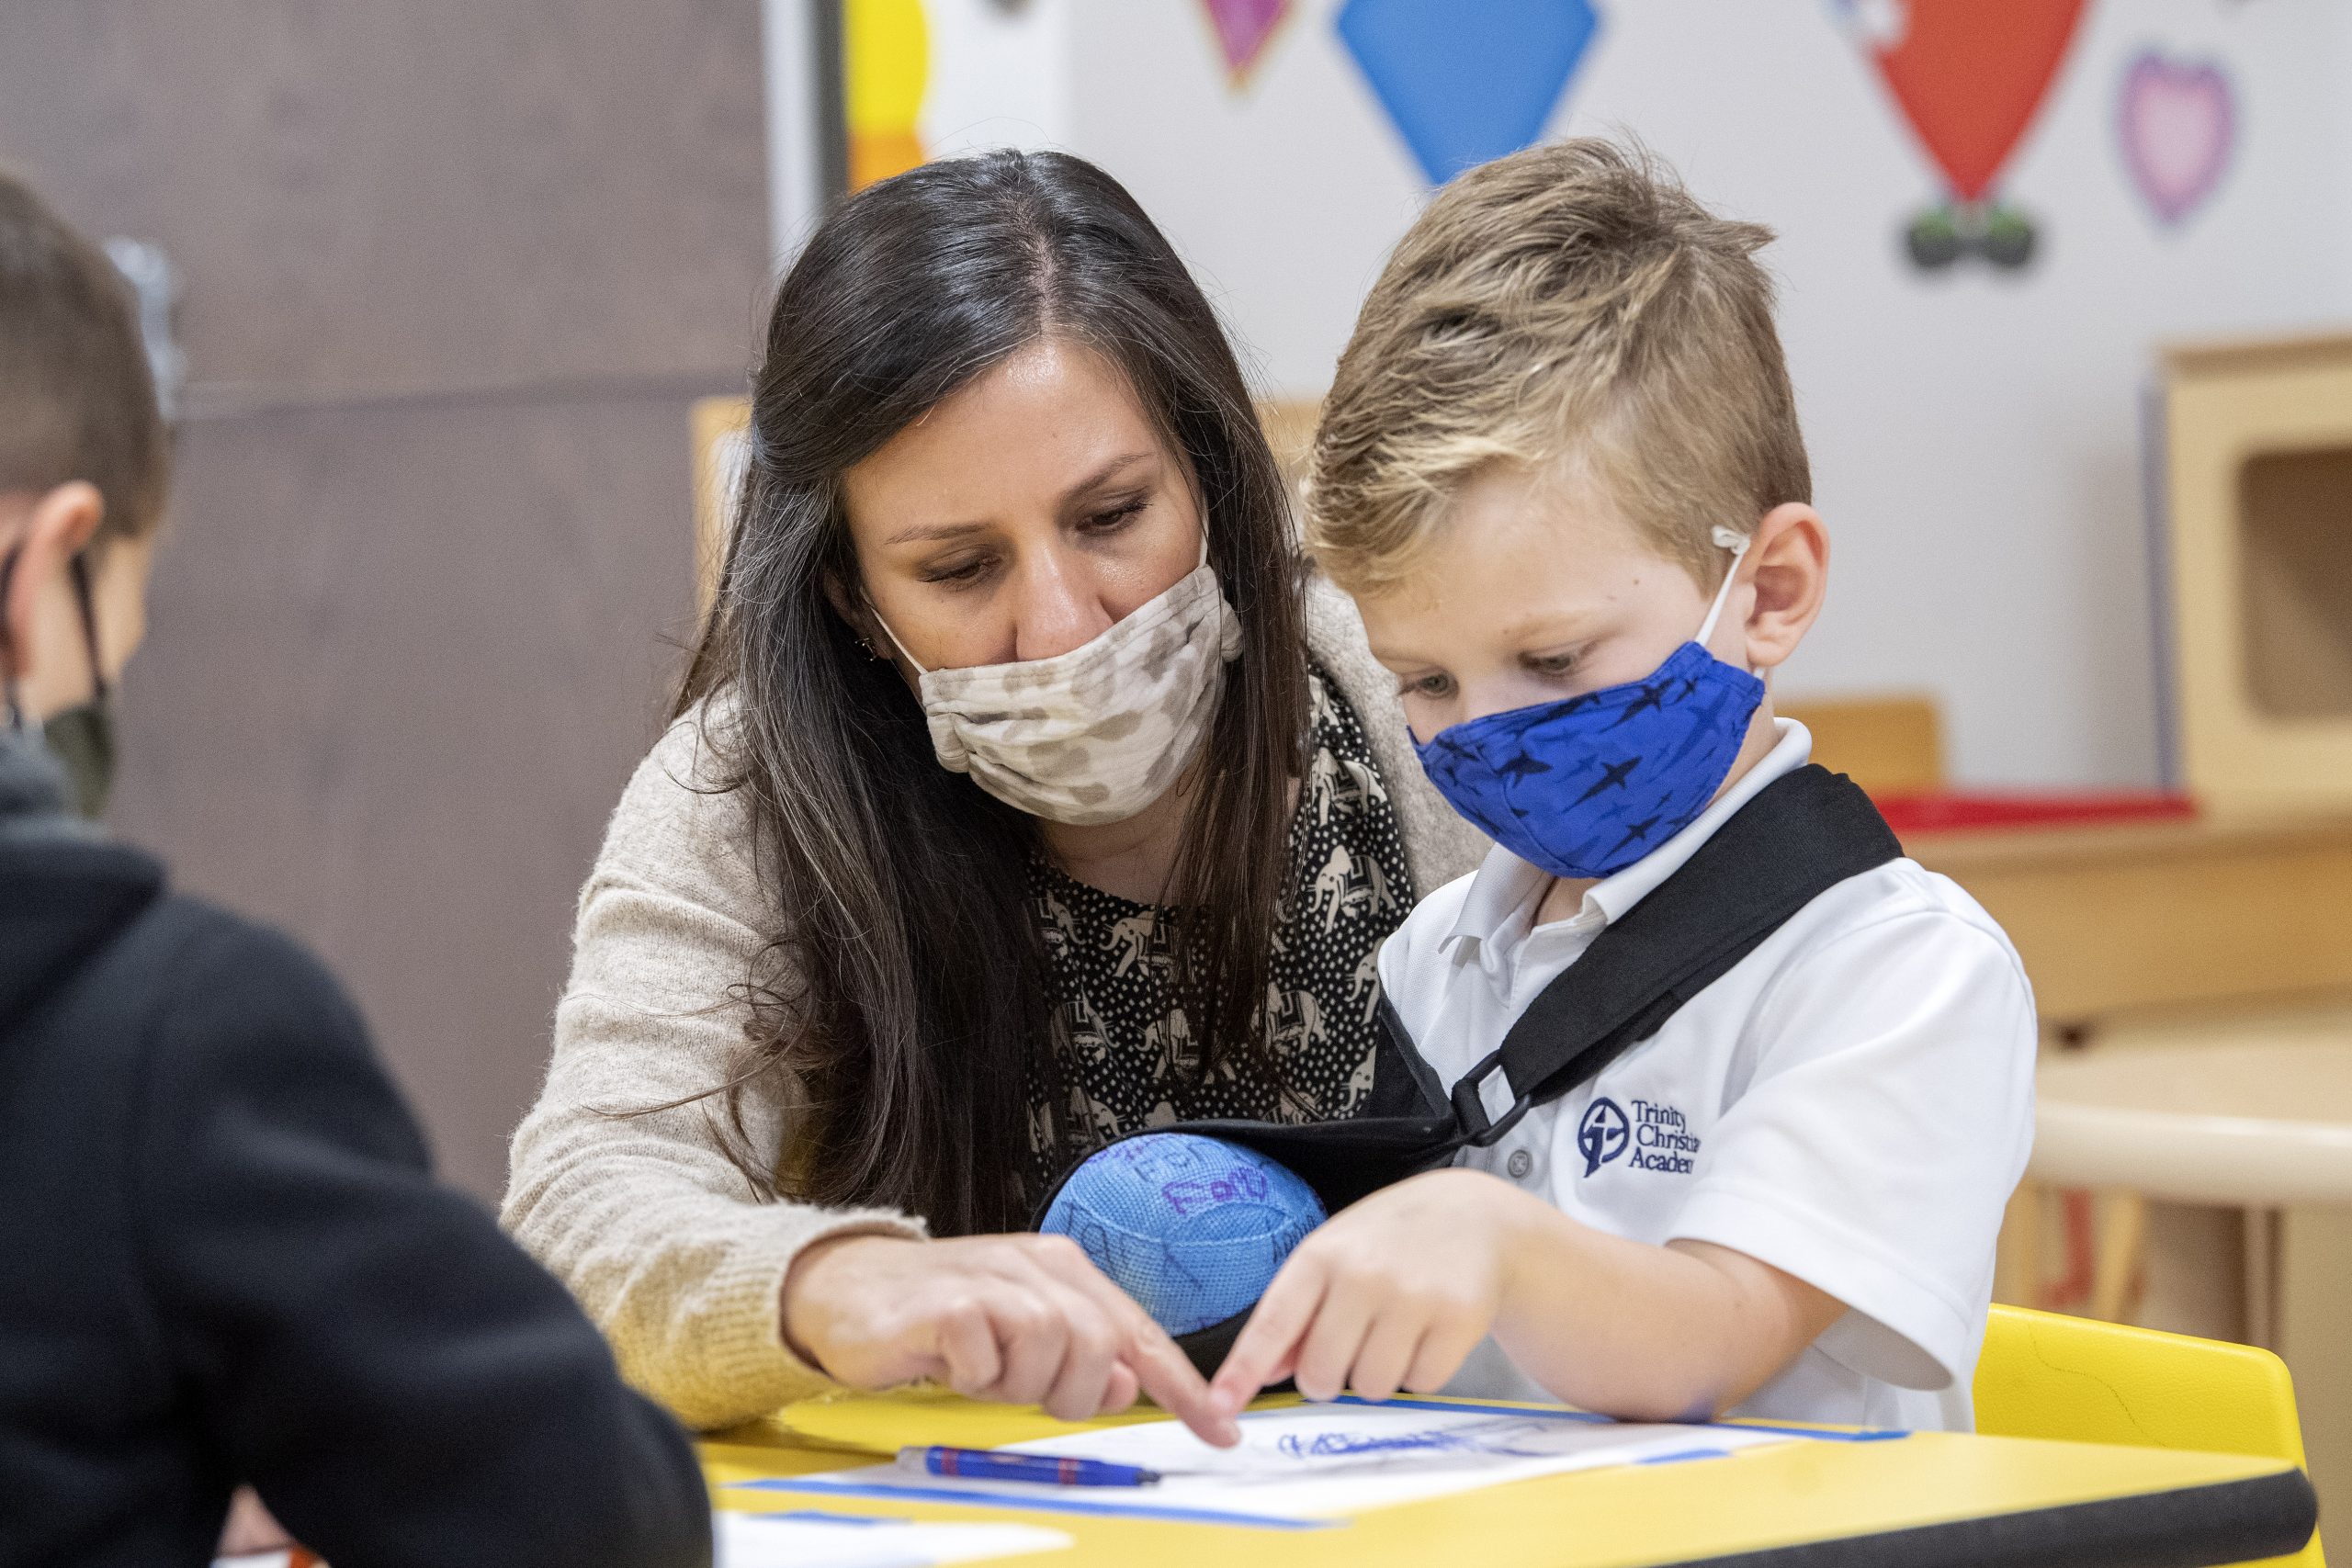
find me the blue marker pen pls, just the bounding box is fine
[898,1445,1162,1487]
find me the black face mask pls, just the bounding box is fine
[2,548,116,820]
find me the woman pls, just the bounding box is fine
[503,150,1481,1438]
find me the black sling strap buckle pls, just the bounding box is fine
[1449,1046,1532,1148]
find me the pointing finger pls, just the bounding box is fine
[1124,1317,1235,1447]
[1209,1252,1328,1417]
[1028,1235,1232,1442]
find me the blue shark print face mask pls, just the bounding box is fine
[1413,526,1766,881]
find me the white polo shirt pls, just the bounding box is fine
[1378,720,2035,1431]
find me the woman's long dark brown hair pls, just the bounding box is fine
[677,151,1309,1236]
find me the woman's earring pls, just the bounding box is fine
[858,637,884,663]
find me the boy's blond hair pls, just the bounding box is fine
[1306,139,1808,595]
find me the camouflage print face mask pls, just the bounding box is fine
[873,536,1242,826]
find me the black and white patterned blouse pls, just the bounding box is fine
[1024,670,1414,1191]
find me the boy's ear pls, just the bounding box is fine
[1739,502,1827,674]
[1,482,105,687]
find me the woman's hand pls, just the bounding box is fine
[783,1232,1239,1446]
[1207,1168,1535,1415]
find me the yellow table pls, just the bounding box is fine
[700,1392,2317,1568]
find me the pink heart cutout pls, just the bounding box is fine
[2119,51,2233,227]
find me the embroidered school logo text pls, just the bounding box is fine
[1627,1099,1701,1175]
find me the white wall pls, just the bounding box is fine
[845,0,2352,787]
[923,0,1074,154]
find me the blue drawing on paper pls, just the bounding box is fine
[1336,0,1601,185]
[1283,1429,1470,1459]
[1278,1423,1554,1461]
[1042,1134,1326,1336]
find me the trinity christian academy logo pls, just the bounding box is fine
[1577,1096,1701,1177]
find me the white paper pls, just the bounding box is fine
[771,1400,1786,1527]
[717,1508,1070,1568]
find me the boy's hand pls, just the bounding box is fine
[1208,1168,1544,1414]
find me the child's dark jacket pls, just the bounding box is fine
[0,742,710,1568]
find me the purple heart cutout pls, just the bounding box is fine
[2118,50,2234,228]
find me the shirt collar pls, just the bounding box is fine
[1442,717,1815,959]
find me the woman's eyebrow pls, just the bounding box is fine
[1060,450,1159,503]
[883,453,1161,546]
[882,519,989,547]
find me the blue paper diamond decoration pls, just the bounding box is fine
[1337,0,1600,185]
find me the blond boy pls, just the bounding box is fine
[1207,141,2034,1431]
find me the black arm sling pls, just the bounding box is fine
[1032,764,1904,1374]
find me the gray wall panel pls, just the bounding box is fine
[0,2,771,397]
[112,389,711,1196]
[2,3,772,1200]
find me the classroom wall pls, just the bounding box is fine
[0,1,775,1200]
[857,0,2352,790]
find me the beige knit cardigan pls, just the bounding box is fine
[501,577,1487,1430]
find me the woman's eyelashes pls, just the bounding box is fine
[918,550,997,588]
[1078,493,1149,535]
[912,495,1156,589]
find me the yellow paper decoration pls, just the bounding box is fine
[846,0,929,191]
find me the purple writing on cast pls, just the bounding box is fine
[1160,1167,1270,1216]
